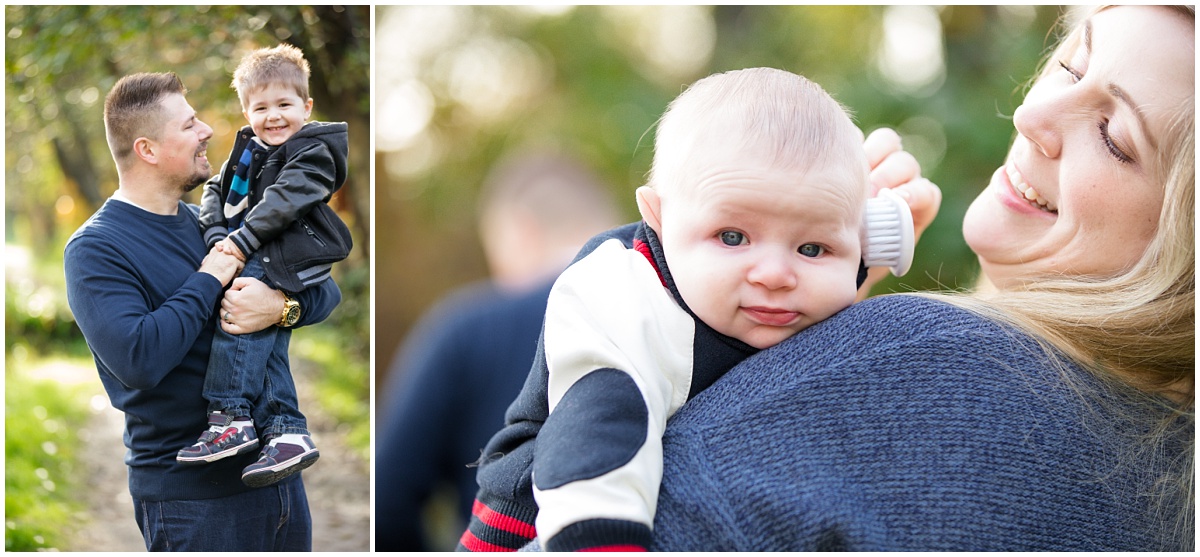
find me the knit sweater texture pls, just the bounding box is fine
[648,294,1190,551]
[64,199,341,501]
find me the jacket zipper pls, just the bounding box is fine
[301,219,327,247]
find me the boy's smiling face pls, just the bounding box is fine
[242,83,312,146]
[639,144,866,350]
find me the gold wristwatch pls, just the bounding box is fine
[279,294,301,328]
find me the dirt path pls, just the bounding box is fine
[63,357,370,551]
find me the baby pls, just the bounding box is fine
[177,44,351,489]
[460,68,911,551]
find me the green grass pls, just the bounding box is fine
[4,360,92,551]
[293,328,370,460]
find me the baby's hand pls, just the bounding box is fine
[216,238,247,262]
[863,128,941,237]
[857,128,942,299]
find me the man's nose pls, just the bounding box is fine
[196,118,213,141]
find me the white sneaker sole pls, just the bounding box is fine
[241,449,320,488]
[176,438,260,464]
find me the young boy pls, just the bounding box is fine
[176,43,351,489]
[459,68,913,551]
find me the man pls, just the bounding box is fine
[64,72,340,551]
[376,153,620,550]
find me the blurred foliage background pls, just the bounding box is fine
[5,5,369,550]
[375,5,1066,396]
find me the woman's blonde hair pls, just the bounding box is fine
[930,5,1194,548]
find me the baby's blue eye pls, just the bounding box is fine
[719,231,746,246]
[799,244,824,258]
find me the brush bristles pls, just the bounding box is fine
[861,190,915,276]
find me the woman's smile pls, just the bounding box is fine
[1006,162,1057,214]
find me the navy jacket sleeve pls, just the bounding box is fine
[290,275,341,329]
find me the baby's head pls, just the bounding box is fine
[231,44,313,146]
[636,68,869,349]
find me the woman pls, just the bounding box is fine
[650,5,1193,551]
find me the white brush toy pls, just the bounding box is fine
[862,188,915,277]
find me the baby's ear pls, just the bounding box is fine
[635,186,663,234]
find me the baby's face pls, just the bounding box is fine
[655,155,864,349]
[242,83,312,146]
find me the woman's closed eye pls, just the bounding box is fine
[1058,60,1135,164]
[1058,60,1084,83]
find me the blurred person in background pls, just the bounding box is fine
[375,152,621,551]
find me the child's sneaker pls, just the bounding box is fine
[241,433,320,488]
[177,412,259,464]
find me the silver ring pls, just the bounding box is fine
[223,311,232,323]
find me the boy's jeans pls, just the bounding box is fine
[133,476,311,551]
[203,255,309,439]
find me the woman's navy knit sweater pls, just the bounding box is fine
[650,295,1190,551]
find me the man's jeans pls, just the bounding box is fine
[133,477,311,551]
[203,255,309,439]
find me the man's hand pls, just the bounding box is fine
[200,247,244,287]
[858,127,943,298]
[219,277,286,335]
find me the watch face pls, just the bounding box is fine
[282,300,301,326]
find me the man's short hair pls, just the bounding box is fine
[231,43,311,108]
[477,152,620,236]
[103,72,187,165]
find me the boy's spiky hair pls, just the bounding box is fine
[231,43,311,108]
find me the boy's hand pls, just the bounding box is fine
[216,238,247,262]
[858,128,942,299]
[200,247,244,287]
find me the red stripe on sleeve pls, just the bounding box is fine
[472,499,538,539]
[459,530,515,552]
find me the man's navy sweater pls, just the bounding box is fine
[650,295,1190,551]
[377,278,554,551]
[64,199,340,501]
